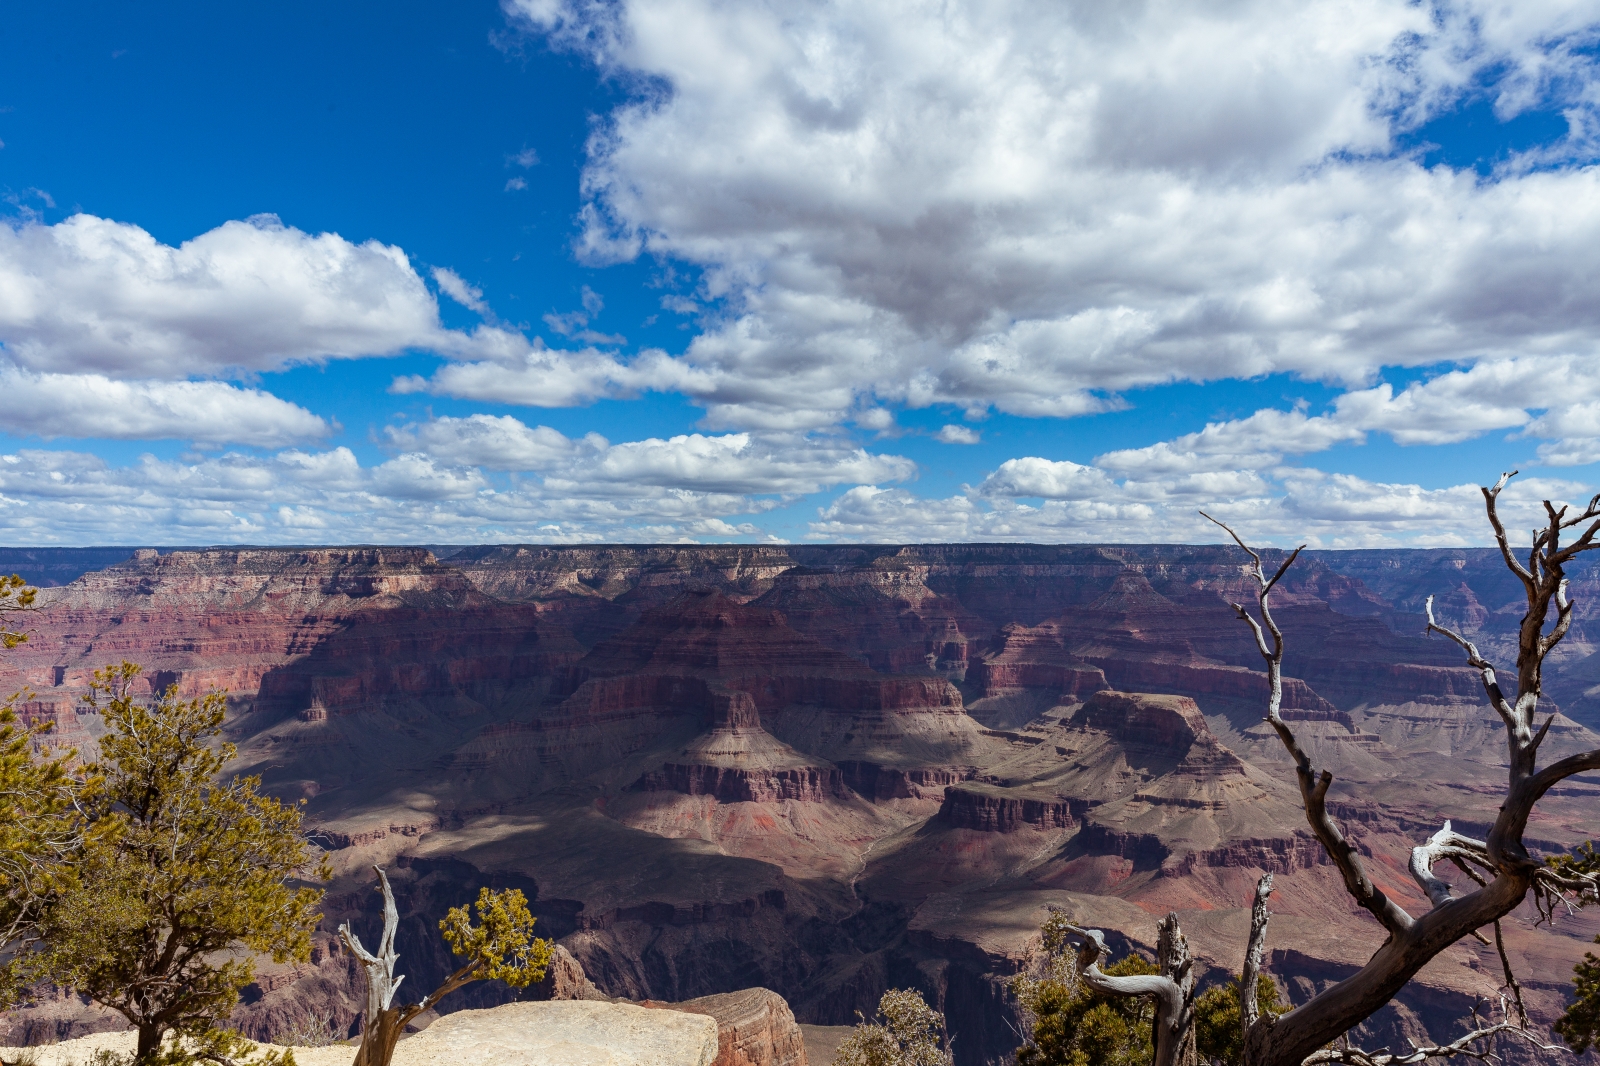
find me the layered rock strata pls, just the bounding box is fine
[645,987,809,1066]
[2,544,1595,1066]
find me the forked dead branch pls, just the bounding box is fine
[1056,475,1599,1066]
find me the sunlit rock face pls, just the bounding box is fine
[1,544,1596,1066]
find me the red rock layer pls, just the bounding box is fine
[1077,689,1208,754]
[751,563,989,679]
[253,604,579,722]
[558,589,965,722]
[637,764,847,803]
[938,786,1077,832]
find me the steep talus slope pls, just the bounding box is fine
[0,545,1596,1065]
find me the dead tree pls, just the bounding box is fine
[338,866,551,1066]
[1181,473,1600,1065]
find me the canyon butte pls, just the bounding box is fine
[0,543,1597,1065]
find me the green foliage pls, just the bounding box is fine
[1193,974,1290,1066]
[0,700,76,1006]
[0,575,78,1008]
[437,885,552,989]
[1549,840,1600,884]
[39,662,328,1065]
[1015,954,1160,1066]
[1550,841,1600,1054]
[1556,936,1600,1054]
[0,573,36,650]
[832,988,952,1066]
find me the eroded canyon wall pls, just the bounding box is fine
[0,544,1595,1064]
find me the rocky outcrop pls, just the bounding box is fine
[836,761,979,800]
[937,785,1077,832]
[1073,689,1242,771]
[527,944,610,1001]
[646,987,809,1066]
[403,1002,718,1066]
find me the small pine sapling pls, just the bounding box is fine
[340,867,554,1066]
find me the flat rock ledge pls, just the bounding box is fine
[0,1001,719,1066]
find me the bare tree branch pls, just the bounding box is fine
[1422,598,1514,732]
[1300,1020,1565,1064]
[1409,822,1493,909]
[1200,511,1412,940]
[1481,471,1535,592]
[1491,920,1527,1029]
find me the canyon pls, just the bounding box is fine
[0,543,1596,1064]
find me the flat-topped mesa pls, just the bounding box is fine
[638,763,846,804]
[1073,690,1246,777]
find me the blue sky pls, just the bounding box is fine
[2,0,1600,546]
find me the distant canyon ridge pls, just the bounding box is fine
[0,543,1596,1065]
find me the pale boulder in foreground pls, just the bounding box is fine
[0,1001,720,1066]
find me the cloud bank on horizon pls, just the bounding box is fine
[3,0,1600,547]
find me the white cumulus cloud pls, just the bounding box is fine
[0,214,446,378]
[383,414,917,496]
[0,368,331,446]
[490,0,1600,434]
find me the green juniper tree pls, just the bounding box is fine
[1191,976,1288,1066]
[1013,946,1160,1066]
[0,573,36,650]
[40,662,328,1065]
[0,574,79,1007]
